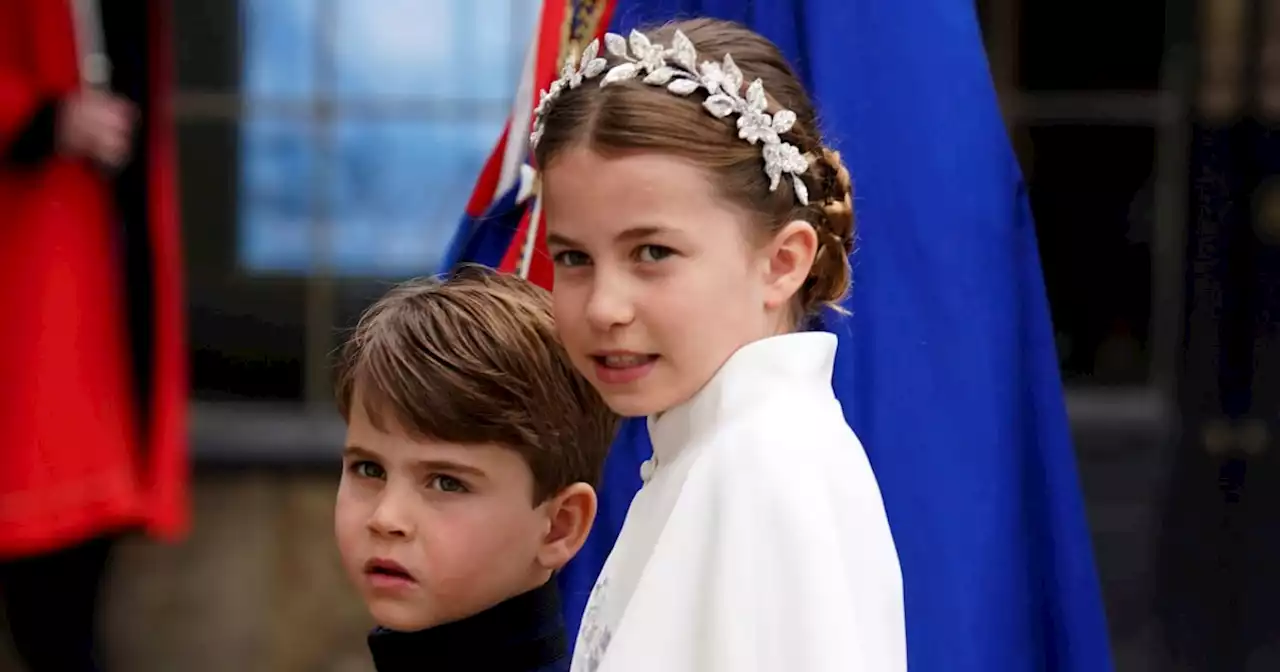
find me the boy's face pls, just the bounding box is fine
[335,397,554,631]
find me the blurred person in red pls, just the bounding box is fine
[0,1,187,670]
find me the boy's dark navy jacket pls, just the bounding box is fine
[367,579,569,672]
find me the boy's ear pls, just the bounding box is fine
[536,482,598,571]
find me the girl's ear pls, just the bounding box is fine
[536,482,598,571]
[761,220,818,311]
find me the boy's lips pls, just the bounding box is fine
[364,557,418,591]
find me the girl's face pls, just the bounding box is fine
[543,148,785,417]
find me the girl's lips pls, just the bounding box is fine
[592,354,659,385]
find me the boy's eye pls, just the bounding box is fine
[427,474,469,494]
[552,250,591,267]
[636,244,674,263]
[350,461,385,480]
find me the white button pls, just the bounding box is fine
[639,459,656,483]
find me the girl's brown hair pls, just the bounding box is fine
[533,18,854,316]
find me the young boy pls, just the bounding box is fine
[333,268,619,672]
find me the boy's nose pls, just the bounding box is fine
[367,497,412,538]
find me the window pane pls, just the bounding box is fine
[1018,0,1166,91]
[242,0,318,100]
[1024,125,1155,385]
[332,0,535,101]
[178,120,308,402]
[238,118,320,273]
[236,117,504,276]
[236,0,533,277]
[327,119,504,275]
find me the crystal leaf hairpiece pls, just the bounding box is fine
[530,29,811,206]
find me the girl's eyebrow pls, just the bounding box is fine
[614,225,675,242]
[547,225,676,249]
[545,232,581,248]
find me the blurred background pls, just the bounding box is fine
[3,0,1278,670]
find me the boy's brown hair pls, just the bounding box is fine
[334,266,619,502]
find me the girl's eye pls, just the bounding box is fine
[350,461,385,480]
[636,244,675,263]
[428,475,469,494]
[552,250,591,267]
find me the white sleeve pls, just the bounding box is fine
[595,425,906,672]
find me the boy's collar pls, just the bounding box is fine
[367,579,567,672]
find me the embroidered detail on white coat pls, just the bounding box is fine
[578,577,614,672]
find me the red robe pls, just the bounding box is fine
[0,0,187,557]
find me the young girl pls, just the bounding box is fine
[531,17,906,672]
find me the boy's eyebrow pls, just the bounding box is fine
[417,459,488,480]
[342,445,378,460]
[344,447,489,480]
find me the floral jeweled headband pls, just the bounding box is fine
[530,29,812,206]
